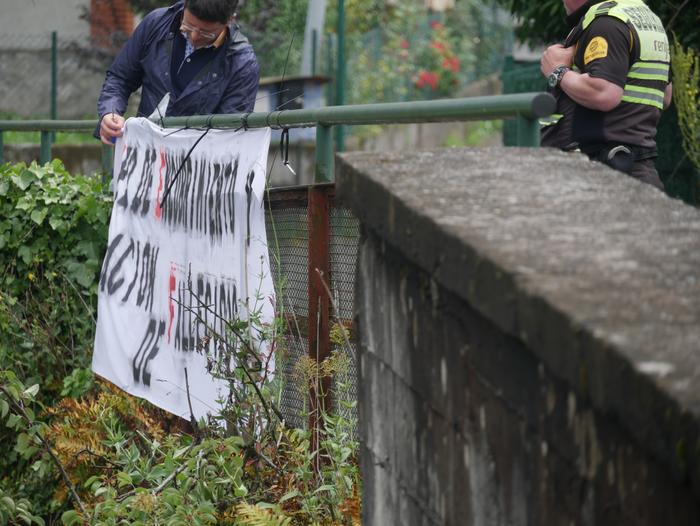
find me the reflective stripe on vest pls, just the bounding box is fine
[539,114,564,127]
[628,61,669,81]
[581,0,669,109]
[621,85,664,109]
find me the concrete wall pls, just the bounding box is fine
[0,0,90,39]
[4,142,313,188]
[0,1,125,118]
[0,46,108,118]
[337,147,700,525]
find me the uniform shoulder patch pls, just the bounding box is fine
[584,36,608,64]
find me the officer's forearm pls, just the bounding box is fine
[663,83,673,110]
[560,71,623,112]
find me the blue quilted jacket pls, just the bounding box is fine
[96,1,259,128]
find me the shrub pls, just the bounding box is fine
[0,160,111,388]
[671,39,700,176]
[0,161,361,525]
[0,160,111,518]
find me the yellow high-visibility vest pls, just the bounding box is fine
[576,0,670,110]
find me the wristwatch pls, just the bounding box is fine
[548,65,570,89]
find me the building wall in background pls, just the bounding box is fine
[0,0,91,43]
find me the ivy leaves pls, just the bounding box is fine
[0,159,111,407]
[0,160,111,283]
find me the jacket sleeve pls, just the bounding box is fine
[217,48,260,114]
[96,9,163,122]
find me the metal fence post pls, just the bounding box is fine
[515,115,540,147]
[101,144,114,182]
[334,0,346,152]
[325,34,335,106]
[40,131,52,164]
[315,125,334,183]
[51,31,58,143]
[311,29,318,76]
[307,185,331,464]
[0,131,4,165]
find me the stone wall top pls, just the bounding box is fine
[337,147,700,492]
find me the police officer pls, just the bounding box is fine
[540,0,672,190]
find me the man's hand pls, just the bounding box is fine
[541,44,575,77]
[99,113,125,146]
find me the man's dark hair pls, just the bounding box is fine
[184,0,239,24]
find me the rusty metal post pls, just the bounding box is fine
[307,185,332,458]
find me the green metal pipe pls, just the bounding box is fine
[0,94,554,177]
[335,0,346,152]
[157,93,555,129]
[315,125,333,183]
[40,131,52,164]
[0,131,4,165]
[0,94,554,133]
[515,115,541,147]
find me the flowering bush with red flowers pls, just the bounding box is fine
[412,21,461,97]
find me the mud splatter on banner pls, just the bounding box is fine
[92,118,274,420]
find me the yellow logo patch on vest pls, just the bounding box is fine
[584,37,609,64]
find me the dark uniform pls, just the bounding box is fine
[542,0,671,190]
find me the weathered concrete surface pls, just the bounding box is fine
[336,147,700,525]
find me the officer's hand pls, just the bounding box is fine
[541,44,575,77]
[99,113,125,146]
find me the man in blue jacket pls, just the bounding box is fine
[97,0,259,145]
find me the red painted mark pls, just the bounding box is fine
[155,148,166,219]
[167,264,176,343]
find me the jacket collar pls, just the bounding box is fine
[566,0,598,27]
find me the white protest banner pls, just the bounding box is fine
[92,118,274,420]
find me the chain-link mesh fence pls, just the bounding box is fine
[0,34,113,119]
[328,206,360,430]
[322,1,513,105]
[265,187,359,431]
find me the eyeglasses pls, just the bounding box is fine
[180,21,220,41]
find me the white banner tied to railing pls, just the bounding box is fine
[92,118,274,420]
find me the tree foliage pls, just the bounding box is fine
[494,0,699,50]
[124,0,309,78]
[671,39,700,174]
[237,0,309,78]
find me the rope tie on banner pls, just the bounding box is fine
[280,127,296,176]
[240,112,251,131]
[160,126,212,208]
[275,110,284,129]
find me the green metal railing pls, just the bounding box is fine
[0,92,555,183]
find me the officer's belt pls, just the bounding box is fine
[579,143,658,162]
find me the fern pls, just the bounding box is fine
[235,502,292,526]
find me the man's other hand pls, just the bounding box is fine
[99,113,125,146]
[541,44,575,77]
